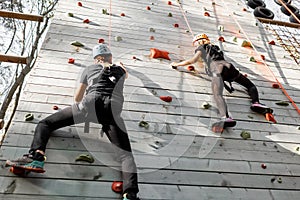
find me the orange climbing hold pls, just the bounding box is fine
[268,40,275,45]
[150,48,171,60]
[160,96,172,102]
[68,58,75,64]
[204,12,210,17]
[218,36,225,42]
[265,113,277,123]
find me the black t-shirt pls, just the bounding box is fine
[80,64,126,99]
[195,44,224,64]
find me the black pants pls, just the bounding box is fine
[30,95,139,194]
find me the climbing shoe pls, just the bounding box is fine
[123,193,140,200]
[251,102,273,114]
[11,153,34,165]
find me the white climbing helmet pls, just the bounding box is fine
[93,44,112,58]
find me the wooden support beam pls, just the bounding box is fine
[257,17,300,29]
[0,53,28,64]
[0,10,43,22]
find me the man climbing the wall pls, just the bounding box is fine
[171,33,273,131]
[8,44,140,200]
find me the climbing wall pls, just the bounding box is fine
[0,0,300,199]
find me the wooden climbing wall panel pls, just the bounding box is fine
[0,0,299,199]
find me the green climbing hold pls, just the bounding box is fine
[168,13,173,17]
[240,131,251,140]
[24,113,34,121]
[102,9,108,15]
[139,121,149,129]
[71,41,84,47]
[201,101,211,109]
[249,56,256,62]
[296,146,299,151]
[277,177,282,183]
[75,154,94,163]
[275,101,289,106]
[68,13,74,17]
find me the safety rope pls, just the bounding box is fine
[108,0,112,47]
[176,1,194,37]
[220,0,300,115]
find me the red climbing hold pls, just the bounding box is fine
[260,55,265,60]
[83,19,90,23]
[150,36,155,40]
[187,66,195,71]
[53,105,59,110]
[132,56,137,59]
[98,38,105,43]
[265,113,277,123]
[150,48,171,60]
[218,36,225,42]
[261,163,267,169]
[78,2,82,6]
[146,6,151,10]
[168,1,172,5]
[242,8,247,11]
[268,40,275,45]
[244,74,248,78]
[111,181,123,194]
[174,23,179,28]
[120,13,125,16]
[204,12,210,17]
[272,83,279,88]
[160,96,172,102]
[68,58,75,64]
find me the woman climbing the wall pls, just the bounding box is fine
[171,33,273,131]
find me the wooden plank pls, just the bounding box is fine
[0,53,28,64]
[0,10,43,22]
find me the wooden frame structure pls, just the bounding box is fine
[0,10,43,64]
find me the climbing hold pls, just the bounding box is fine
[132,56,137,60]
[271,177,276,183]
[296,146,299,151]
[218,25,224,32]
[120,13,125,16]
[261,163,267,169]
[149,48,171,60]
[265,113,277,123]
[232,36,238,42]
[240,40,252,47]
[277,177,282,183]
[187,65,195,71]
[168,12,173,17]
[75,154,94,163]
[160,96,172,102]
[249,56,256,62]
[242,8,247,11]
[260,55,265,60]
[98,38,105,43]
[115,36,122,42]
[244,74,248,77]
[70,41,84,47]
[111,181,123,193]
[173,23,179,28]
[0,119,4,130]
[53,105,59,110]
[168,1,172,5]
[139,121,149,129]
[146,6,151,10]
[24,113,34,121]
[201,101,211,109]
[185,30,190,33]
[83,19,90,23]
[212,2,216,5]
[150,36,155,40]
[68,58,75,64]
[77,2,82,6]
[275,101,289,106]
[102,9,108,15]
[204,12,210,16]
[268,40,275,45]
[68,13,74,17]
[149,28,155,32]
[218,36,225,42]
[272,83,279,88]
[240,131,251,139]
